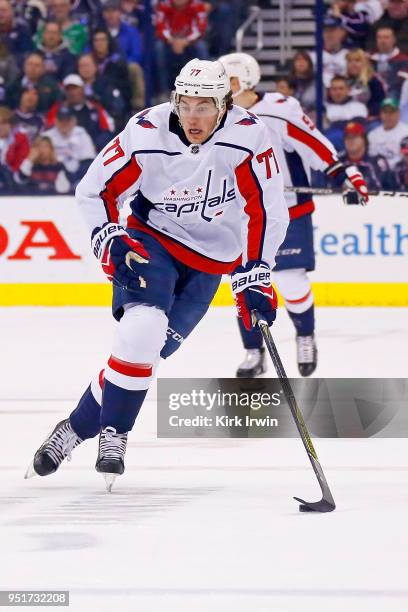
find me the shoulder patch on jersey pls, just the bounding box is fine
[236,111,258,126]
[135,108,157,129]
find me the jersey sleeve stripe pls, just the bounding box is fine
[286,122,337,165]
[235,155,266,262]
[100,155,142,223]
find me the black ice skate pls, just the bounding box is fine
[236,347,266,378]
[25,419,83,478]
[95,426,128,492]
[296,335,317,377]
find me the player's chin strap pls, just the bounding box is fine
[171,91,227,137]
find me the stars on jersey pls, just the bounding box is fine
[166,186,204,198]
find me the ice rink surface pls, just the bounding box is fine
[1,306,408,612]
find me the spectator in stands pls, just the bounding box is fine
[289,50,316,115]
[395,136,408,190]
[70,0,102,30]
[78,53,127,130]
[205,1,236,57]
[35,0,88,56]
[47,74,114,150]
[399,77,408,122]
[329,0,372,48]
[36,21,77,82]
[310,16,348,89]
[120,0,144,28]
[44,106,95,186]
[370,27,408,99]
[368,98,408,169]
[13,88,44,142]
[101,0,145,110]
[6,52,62,112]
[346,48,385,120]
[11,0,47,35]
[325,75,368,149]
[0,40,19,101]
[0,0,33,63]
[89,29,133,114]
[0,105,29,191]
[368,0,408,54]
[102,0,142,63]
[338,121,395,190]
[15,135,70,194]
[155,0,209,96]
[275,76,295,98]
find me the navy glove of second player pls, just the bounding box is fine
[91,223,149,291]
[231,260,278,331]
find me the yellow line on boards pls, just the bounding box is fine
[1,283,408,307]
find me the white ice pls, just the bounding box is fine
[1,306,408,612]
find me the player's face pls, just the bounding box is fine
[178,96,220,144]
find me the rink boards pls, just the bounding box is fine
[0,195,407,306]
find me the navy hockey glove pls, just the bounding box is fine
[231,260,278,331]
[91,223,149,291]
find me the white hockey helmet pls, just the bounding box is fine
[218,52,261,97]
[172,59,231,131]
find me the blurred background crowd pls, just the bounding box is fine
[0,0,407,195]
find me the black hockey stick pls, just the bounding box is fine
[252,310,336,513]
[285,186,408,198]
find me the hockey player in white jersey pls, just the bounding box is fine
[26,59,288,490]
[219,52,369,377]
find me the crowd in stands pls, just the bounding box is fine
[0,0,407,194]
[0,0,253,194]
[290,0,408,190]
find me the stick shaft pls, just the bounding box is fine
[285,186,408,197]
[253,312,335,506]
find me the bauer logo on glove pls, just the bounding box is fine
[231,262,271,293]
[231,260,278,331]
[91,222,150,292]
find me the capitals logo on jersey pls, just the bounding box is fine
[236,111,258,126]
[157,169,235,222]
[135,109,157,129]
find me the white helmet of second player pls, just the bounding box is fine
[218,52,261,97]
[172,59,231,131]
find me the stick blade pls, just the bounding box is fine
[294,496,336,513]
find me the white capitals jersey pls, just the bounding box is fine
[76,103,289,274]
[249,93,341,219]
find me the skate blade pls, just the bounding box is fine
[103,473,117,493]
[24,461,36,479]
